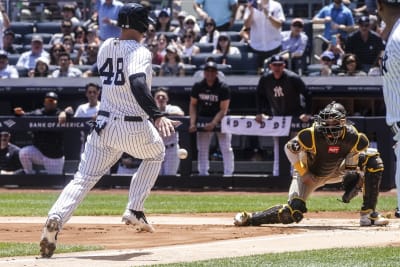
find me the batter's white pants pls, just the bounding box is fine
[19,145,64,174]
[47,116,165,227]
[393,135,400,209]
[196,131,234,176]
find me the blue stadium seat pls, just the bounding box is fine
[230,42,249,54]
[231,20,244,32]
[16,66,28,77]
[9,22,35,36]
[224,31,241,42]
[225,54,246,75]
[195,42,214,53]
[35,21,62,34]
[190,53,223,68]
[23,33,53,45]
[7,54,20,65]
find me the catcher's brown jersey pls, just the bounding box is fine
[297,124,369,177]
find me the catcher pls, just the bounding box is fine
[234,102,389,227]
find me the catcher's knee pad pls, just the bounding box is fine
[278,198,307,224]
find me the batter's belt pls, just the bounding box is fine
[98,110,143,122]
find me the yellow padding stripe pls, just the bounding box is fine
[294,161,307,176]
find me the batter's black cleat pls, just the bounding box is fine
[39,216,61,258]
[122,210,155,233]
[395,208,400,218]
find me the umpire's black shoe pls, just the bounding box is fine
[39,216,61,258]
[122,210,155,232]
[395,208,400,218]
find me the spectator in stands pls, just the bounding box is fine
[159,45,185,77]
[199,17,220,48]
[155,8,175,33]
[14,92,73,175]
[61,3,80,27]
[50,52,82,78]
[28,56,50,78]
[213,32,241,64]
[62,35,77,55]
[255,54,311,176]
[173,11,188,39]
[95,0,123,41]
[0,50,18,78]
[182,15,201,41]
[345,15,385,73]
[76,42,99,66]
[156,33,171,58]
[0,3,10,50]
[189,61,234,176]
[368,55,382,76]
[74,83,101,119]
[148,40,163,66]
[2,29,18,54]
[177,29,200,61]
[86,25,101,46]
[193,0,238,31]
[74,25,88,47]
[0,131,23,175]
[143,23,157,46]
[338,53,367,76]
[49,20,74,46]
[16,35,50,70]
[281,18,309,74]
[243,0,285,73]
[312,0,355,50]
[309,50,339,76]
[154,87,185,175]
[49,43,67,66]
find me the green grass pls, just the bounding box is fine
[148,247,400,267]
[0,191,396,216]
[0,242,103,258]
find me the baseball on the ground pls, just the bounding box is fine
[178,148,188,159]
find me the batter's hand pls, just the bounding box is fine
[155,117,181,137]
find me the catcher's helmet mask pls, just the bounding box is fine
[117,3,154,33]
[315,101,347,144]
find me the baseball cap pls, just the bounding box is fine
[0,131,10,136]
[269,55,285,64]
[184,15,196,24]
[31,34,43,43]
[291,18,304,27]
[4,29,15,38]
[321,51,335,60]
[158,8,170,17]
[0,50,8,58]
[178,11,187,18]
[45,91,59,100]
[358,15,370,25]
[36,56,50,65]
[166,45,177,54]
[204,61,218,71]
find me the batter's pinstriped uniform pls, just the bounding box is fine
[381,17,400,214]
[39,3,176,258]
[46,37,164,225]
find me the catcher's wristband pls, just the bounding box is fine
[294,161,307,176]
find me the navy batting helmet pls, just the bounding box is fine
[117,3,153,33]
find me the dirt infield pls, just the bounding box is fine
[0,189,399,266]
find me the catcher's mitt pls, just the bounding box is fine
[341,171,363,203]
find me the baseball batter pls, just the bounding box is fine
[39,3,180,258]
[377,0,400,218]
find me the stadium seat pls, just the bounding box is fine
[190,53,223,68]
[35,21,62,34]
[183,64,197,76]
[195,42,214,53]
[230,42,249,54]
[16,66,28,77]
[9,22,35,36]
[23,33,53,45]
[223,31,241,42]
[231,20,244,32]
[225,54,246,75]
[7,54,20,65]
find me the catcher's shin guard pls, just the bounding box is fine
[250,198,307,225]
[361,154,383,211]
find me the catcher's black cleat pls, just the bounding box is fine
[395,208,400,218]
[39,216,61,258]
[122,210,155,232]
